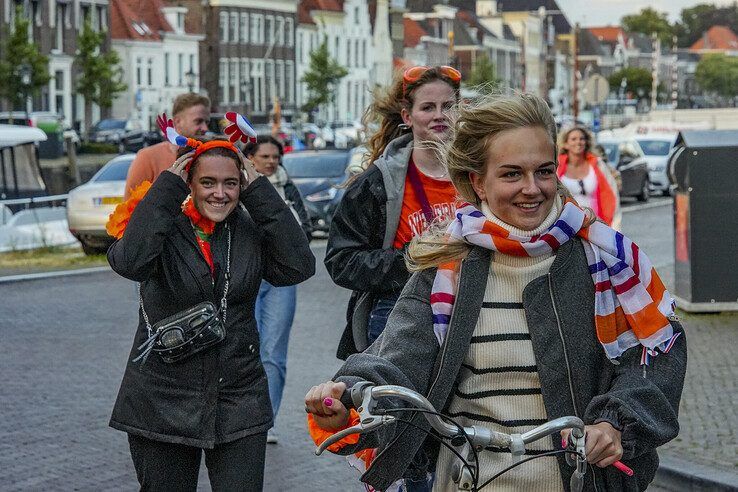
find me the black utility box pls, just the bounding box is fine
[669,130,738,311]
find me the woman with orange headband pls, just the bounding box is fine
[106,114,315,490]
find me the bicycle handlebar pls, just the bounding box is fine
[317,383,585,454]
[317,383,589,492]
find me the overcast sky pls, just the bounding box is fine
[556,0,736,26]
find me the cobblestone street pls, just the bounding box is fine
[1,201,736,490]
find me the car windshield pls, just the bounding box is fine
[282,153,348,178]
[599,143,618,164]
[637,139,672,156]
[95,119,126,130]
[94,157,134,182]
[10,207,66,226]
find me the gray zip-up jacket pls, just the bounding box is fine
[333,240,687,491]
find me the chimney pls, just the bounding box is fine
[476,1,498,17]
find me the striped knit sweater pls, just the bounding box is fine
[433,198,564,492]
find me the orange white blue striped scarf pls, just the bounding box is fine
[431,199,678,361]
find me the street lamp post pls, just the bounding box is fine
[184,69,196,93]
[19,63,32,123]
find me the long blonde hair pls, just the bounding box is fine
[407,92,565,271]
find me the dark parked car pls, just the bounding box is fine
[87,118,151,153]
[598,138,650,202]
[281,150,350,234]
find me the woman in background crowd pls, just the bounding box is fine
[244,135,312,444]
[325,66,462,361]
[557,126,621,230]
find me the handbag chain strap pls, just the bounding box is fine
[139,223,232,337]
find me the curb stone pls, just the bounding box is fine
[655,454,738,491]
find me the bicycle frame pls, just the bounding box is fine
[315,383,588,492]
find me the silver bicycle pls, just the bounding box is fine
[315,382,587,492]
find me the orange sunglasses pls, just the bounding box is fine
[402,65,462,96]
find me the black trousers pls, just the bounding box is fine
[128,432,267,491]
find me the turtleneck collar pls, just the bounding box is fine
[480,196,563,238]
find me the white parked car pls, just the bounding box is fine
[0,207,78,253]
[635,133,677,196]
[66,154,135,255]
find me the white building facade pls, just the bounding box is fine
[111,1,202,130]
[296,0,374,123]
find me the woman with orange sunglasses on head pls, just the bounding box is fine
[325,66,462,361]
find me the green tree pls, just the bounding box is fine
[0,7,50,120]
[674,3,738,47]
[75,18,127,133]
[608,67,653,99]
[695,53,738,99]
[467,53,499,94]
[621,8,674,44]
[301,38,348,118]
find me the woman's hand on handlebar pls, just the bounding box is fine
[562,422,623,468]
[305,381,349,431]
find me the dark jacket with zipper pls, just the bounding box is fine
[107,171,315,448]
[324,134,414,359]
[333,240,687,491]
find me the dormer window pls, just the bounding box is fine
[132,22,145,36]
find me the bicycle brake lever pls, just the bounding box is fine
[314,415,395,456]
[566,430,587,492]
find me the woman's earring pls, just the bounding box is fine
[398,123,410,130]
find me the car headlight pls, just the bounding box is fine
[306,187,338,202]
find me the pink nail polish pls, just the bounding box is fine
[324,397,333,407]
[562,437,567,448]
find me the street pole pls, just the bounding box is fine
[573,23,579,118]
[651,33,660,112]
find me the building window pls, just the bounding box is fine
[178,53,184,86]
[334,37,339,61]
[362,40,367,68]
[231,59,239,103]
[265,59,274,103]
[31,0,42,27]
[220,58,229,104]
[136,57,143,86]
[276,16,284,46]
[230,12,238,44]
[81,4,90,26]
[147,58,153,86]
[189,54,195,77]
[265,15,273,46]
[286,18,293,47]
[346,40,351,68]
[252,60,263,113]
[97,6,107,32]
[285,61,293,105]
[240,13,249,43]
[164,53,170,86]
[241,59,250,104]
[251,14,263,44]
[55,3,66,51]
[277,59,284,99]
[220,12,228,43]
[177,12,185,31]
[355,6,360,24]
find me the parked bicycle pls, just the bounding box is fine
[315,382,591,492]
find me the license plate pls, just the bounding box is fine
[93,196,123,205]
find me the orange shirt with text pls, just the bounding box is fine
[392,160,458,249]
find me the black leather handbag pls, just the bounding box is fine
[133,225,231,365]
